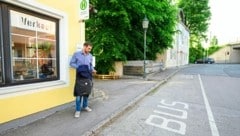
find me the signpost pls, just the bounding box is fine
[79,0,89,20]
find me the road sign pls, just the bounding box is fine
[79,0,89,20]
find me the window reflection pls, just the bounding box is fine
[10,10,57,81]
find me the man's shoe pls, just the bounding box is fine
[74,111,80,118]
[83,107,92,112]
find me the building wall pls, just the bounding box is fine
[164,22,189,68]
[0,0,83,124]
[230,49,240,63]
[210,45,240,63]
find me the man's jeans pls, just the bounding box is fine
[75,96,88,111]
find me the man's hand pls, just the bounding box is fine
[92,70,97,74]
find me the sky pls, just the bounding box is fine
[209,0,240,45]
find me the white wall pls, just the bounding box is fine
[165,22,189,68]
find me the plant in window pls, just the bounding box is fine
[40,42,52,53]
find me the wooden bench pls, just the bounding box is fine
[94,74,120,80]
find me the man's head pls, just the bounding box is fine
[83,42,92,54]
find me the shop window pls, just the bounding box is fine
[0,3,59,86]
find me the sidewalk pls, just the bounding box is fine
[0,67,181,136]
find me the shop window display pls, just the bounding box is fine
[0,2,59,86]
[10,10,57,81]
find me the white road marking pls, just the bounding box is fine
[145,114,186,135]
[198,74,220,136]
[154,105,188,119]
[160,99,189,109]
[145,99,188,135]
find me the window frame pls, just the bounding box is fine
[0,4,3,85]
[0,3,60,87]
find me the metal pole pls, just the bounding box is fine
[143,29,147,79]
[203,48,205,64]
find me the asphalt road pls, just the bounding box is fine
[97,64,240,136]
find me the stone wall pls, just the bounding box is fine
[123,60,163,76]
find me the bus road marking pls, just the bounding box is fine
[145,100,188,135]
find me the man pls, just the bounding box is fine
[70,42,96,118]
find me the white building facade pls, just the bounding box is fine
[165,22,190,67]
[161,8,190,68]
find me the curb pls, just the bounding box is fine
[82,68,180,136]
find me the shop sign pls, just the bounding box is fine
[10,10,55,34]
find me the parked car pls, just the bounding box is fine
[195,58,215,64]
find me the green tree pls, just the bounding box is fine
[178,0,211,63]
[208,45,222,56]
[178,0,211,45]
[207,36,222,56]
[210,35,218,46]
[86,0,177,74]
[189,43,204,63]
